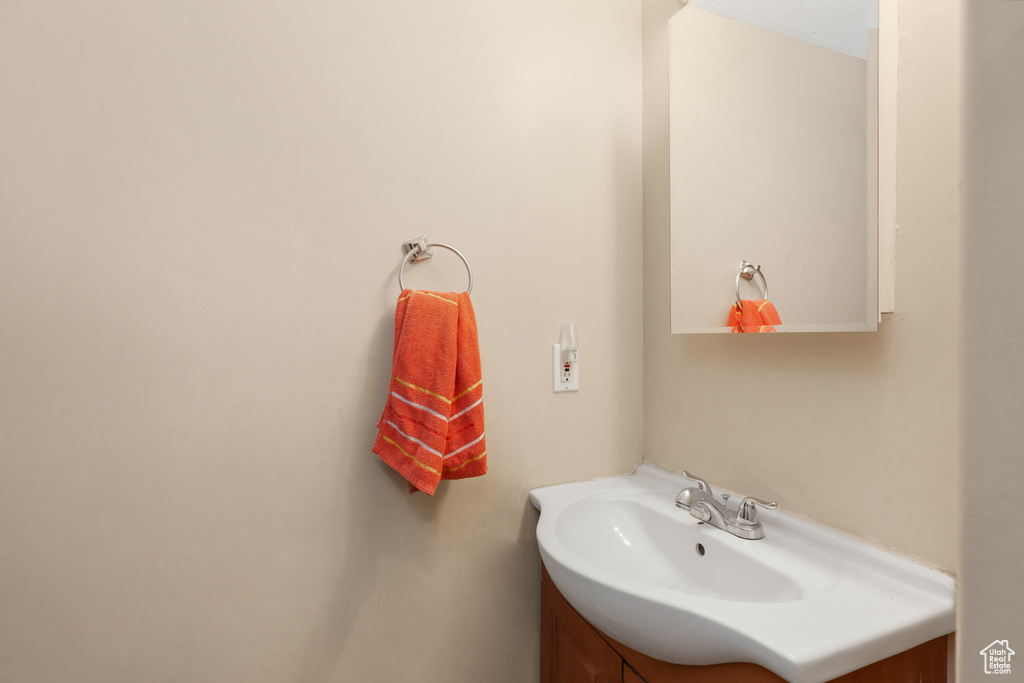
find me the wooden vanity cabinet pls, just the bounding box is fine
[541,567,948,683]
[542,578,624,683]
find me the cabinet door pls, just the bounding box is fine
[541,579,623,683]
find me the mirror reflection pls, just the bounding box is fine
[669,0,879,333]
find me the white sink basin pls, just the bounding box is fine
[530,465,955,683]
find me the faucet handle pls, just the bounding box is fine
[681,471,714,496]
[737,496,777,527]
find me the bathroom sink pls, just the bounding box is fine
[530,465,955,683]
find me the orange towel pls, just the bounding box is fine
[728,299,781,333]
[373,289,487,494]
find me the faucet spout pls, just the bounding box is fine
[674,487,728,525]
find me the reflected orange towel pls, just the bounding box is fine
[373,289,487,494]
[728,299,781,333]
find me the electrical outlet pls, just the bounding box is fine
[552,344,579,392]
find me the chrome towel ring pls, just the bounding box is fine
[735,260,767,311]
[398,236,473,294]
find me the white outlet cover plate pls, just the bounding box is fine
[552,345,579,392]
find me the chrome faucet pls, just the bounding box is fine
[674,471,777,540]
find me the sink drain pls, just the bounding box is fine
[695,543,706,557]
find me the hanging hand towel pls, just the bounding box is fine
[373,289,487,494]
[728,299,782,333]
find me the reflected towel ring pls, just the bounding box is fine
[398,237,474,294]
[735,260,767,311]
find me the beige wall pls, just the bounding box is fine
[643,0,961,572]
[0,2,643,681]
[960,1,1024,679]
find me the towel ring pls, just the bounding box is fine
[735,260,767,311]
[398,237,473,294]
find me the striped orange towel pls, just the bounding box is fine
[728,299,782,333]
[373,289,487,494]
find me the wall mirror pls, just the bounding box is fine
[669,0,886,333]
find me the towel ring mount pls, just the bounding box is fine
[735,260,768,311]
[399,236,473,294]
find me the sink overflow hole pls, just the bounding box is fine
[695,543,705,557]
